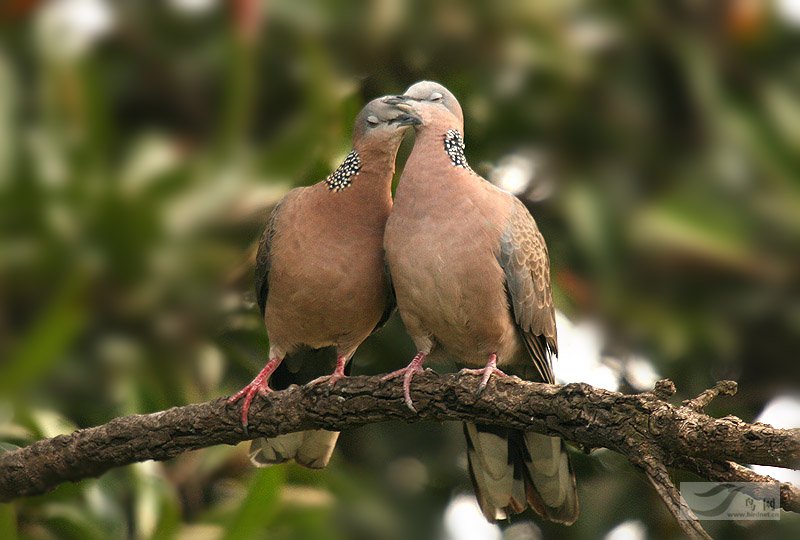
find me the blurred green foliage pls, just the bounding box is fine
[1,0,798,539]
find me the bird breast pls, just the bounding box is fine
[265,199,389,355]
[386,190,521,366]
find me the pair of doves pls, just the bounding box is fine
[229,81,578,525]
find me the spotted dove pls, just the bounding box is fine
[229,98,420,468]
[382,82,579,523]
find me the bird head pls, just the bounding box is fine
[383,81,464,130]
[352,97,422,149]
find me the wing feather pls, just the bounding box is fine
[370,259,396,334]
[498,197,558,384]
[254,189,302,319]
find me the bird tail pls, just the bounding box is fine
[464,423,578,524]
[249,430,339,469]
[247,347,341,469]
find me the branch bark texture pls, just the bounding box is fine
[1,373,797,536]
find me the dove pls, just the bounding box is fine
[382,81,578,522]
[230,97,419,468]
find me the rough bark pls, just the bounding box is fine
[1,373,797,538]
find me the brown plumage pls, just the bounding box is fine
[230,98,420,468]
[383,82,578,523]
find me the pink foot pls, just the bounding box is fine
[382,352,428,412]
[462,353,507,394]
[229,356,282,429]
[309,355,348,386]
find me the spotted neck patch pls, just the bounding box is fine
[325,150,361,192]
[443,129,472,171]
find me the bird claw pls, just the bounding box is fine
[308,372,346,387]
[228,357,281,431]
[462,353,506,395]
[382,352,428,412]
[228,378,272,431]
[309,355,348,387]
[381,368,409,381]
[404,392,418,413]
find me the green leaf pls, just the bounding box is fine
[0,504,17,540]
[0,276,87,395]
[222,467,285,540]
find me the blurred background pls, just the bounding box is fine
[1,0,799,539]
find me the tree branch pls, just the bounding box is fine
[635,453,711,540]
[1,373,798,536]
[674,458,800,514]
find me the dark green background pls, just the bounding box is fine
[1,1,798,539]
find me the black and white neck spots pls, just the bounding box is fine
[325,150,361,192]
[443,129,472,171]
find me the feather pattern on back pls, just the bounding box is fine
[498,196,557,383]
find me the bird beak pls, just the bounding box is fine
[390,111,422,126]
[381,95,421,125]
[382,95,412,105]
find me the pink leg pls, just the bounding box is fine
[461,353,507,393]
[309,355,348,386]
[382,352,428,412]
[228,356,282,428]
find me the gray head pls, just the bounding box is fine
[352,97,421,146]
[402,81,464,127]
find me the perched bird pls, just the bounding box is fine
[230,98,420,468]
[382,82,579,523]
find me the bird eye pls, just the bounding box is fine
[430,92,443,101]
[367,115,380,126]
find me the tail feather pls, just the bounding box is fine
[525,432,571,508]
[464,423,526,519]
[464,423,578,524]
[249,430,339,469]
[527,433,561,476]
[248,347,342,469]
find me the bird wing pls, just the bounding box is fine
[370,259,396,334]
[497,196,557,384]
[254,189,302,319]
